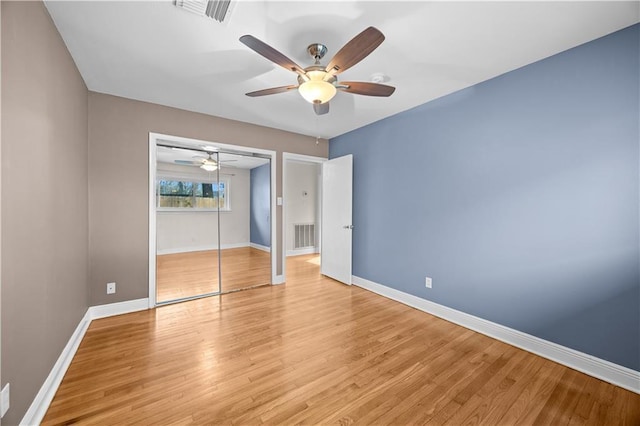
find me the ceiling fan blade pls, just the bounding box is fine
[175,160,201,165]
[313,102,329,115]
[339,81,395,97]
[246,85,298,97]
[240,35,306,76]
[325,27,385,75]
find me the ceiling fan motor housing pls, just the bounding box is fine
[307,43,328,63]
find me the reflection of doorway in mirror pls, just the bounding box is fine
[221,158,272,294]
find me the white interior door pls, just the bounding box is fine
[321,154,353,284]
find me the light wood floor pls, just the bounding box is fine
[156,247,271,303]
[43,254,639,425]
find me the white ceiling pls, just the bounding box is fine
[45,1,639,139]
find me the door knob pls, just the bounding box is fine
[343,225,354,229]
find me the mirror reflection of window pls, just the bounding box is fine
[157,179,229,210]
[158,180,194,208]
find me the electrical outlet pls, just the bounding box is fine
[107,282,116,294]
[1,383,10,418]
[425,277,432,289]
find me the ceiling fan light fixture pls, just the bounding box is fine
[201,163,218,172]
[298,81,336,104]
[298,70,336,104]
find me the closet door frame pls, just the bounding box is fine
[148,132,277,308]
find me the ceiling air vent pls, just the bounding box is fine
[174,0,234,23]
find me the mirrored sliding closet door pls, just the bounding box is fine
[154,142,272,304]
[155,145,221,303]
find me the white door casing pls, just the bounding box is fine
[321,154,353,285]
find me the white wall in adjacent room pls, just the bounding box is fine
[156,164,250,254]
[285,161,320,253]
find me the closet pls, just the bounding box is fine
[154,141,271,304]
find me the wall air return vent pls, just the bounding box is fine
[294,223,316,249]
[174,0,234,24]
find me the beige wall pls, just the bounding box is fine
[1,2,89,424]
[88,93,328,305]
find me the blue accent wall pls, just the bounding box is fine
[250,163,271,247]
[330,25,639,370]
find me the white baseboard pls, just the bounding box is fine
[20,298,150,425]
[157,242,249,255]
[249,242,271,253]
[89,298,150,320]
[20,310,92,426]
[273,275,285,285]
[352,275,640,394]
[221,242,250,250]
[286,247,319,256]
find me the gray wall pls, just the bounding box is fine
[330,24,639,370]
[1,2,89,424]
[250,163,271,248]
[88,92,328,306]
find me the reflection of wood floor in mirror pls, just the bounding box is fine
[156,247,271,303]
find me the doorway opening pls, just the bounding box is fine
[149,133,276,307]
[282,153,326,283]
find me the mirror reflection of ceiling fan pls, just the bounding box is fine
[240,26,395,116]
[175,153,237,172]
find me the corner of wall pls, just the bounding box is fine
[0,0,4,422]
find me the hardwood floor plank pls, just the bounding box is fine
[42,254,640,425]
[471,354,545,425]
[496,360,567,424]
[568,375,605,425]
[623,390,640,425]
[442,349,531,425]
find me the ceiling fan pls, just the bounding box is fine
[239,26,395,115]
[175,153,237,172]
